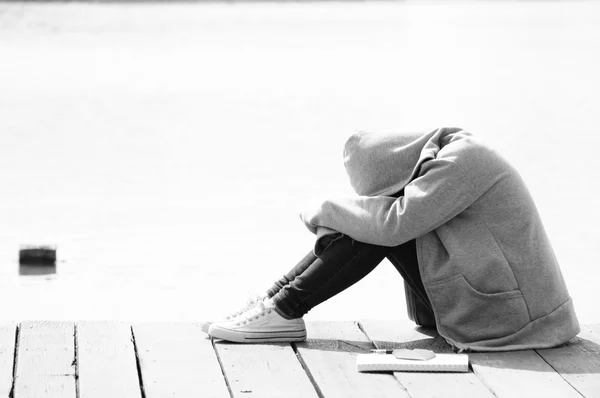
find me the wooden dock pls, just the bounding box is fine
[0,321,598,397]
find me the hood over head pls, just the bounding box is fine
[343,127,466,196]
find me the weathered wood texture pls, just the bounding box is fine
[0,323,16,397]
[3,321,599,398]
[133,323,229,398]
[76,322,141,398]
[295,321,408,398]
[537,324,600,398]
[215,341,318,398]
[359,319,495,398]
[14,321,76,398]
[470,350,582,398]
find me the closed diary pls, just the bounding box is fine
[357,353,469,373]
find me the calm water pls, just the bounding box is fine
[1,1,599,323]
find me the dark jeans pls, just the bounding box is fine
[266,234,436,326]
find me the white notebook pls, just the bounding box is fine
[357,353,469,373]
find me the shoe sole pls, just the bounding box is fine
[209,325,307,343]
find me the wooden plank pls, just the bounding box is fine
[132,323,229,398]
[359,319,495,398]
[214,341,319,398]
[76,322,141,398]
[294,321,409,398]
[14,321,76,398]
[0,323,16,397]
[537,324,600,398]
[470,350,582,398]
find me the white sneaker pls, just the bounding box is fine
[208,298,306,343]
[200,293,268,334]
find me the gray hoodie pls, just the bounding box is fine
[301,127,579,351]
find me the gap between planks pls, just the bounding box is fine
[290,340,327,398]
[7,322,145,398]
[293,321,408,398]
[535,324,600,398]
[131,325,147,398]
[211,336,234,398]
[73,324,80,398]
[2,321,599,398]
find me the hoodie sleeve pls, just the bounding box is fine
[301,157,479,247]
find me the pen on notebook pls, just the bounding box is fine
[370,349,394,354]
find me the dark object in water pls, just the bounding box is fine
[20,263,57,276]
[19,245,57,265]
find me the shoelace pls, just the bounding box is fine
[225,294,263,320]
[236,300,272,326]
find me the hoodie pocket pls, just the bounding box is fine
[428,274,530,342]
